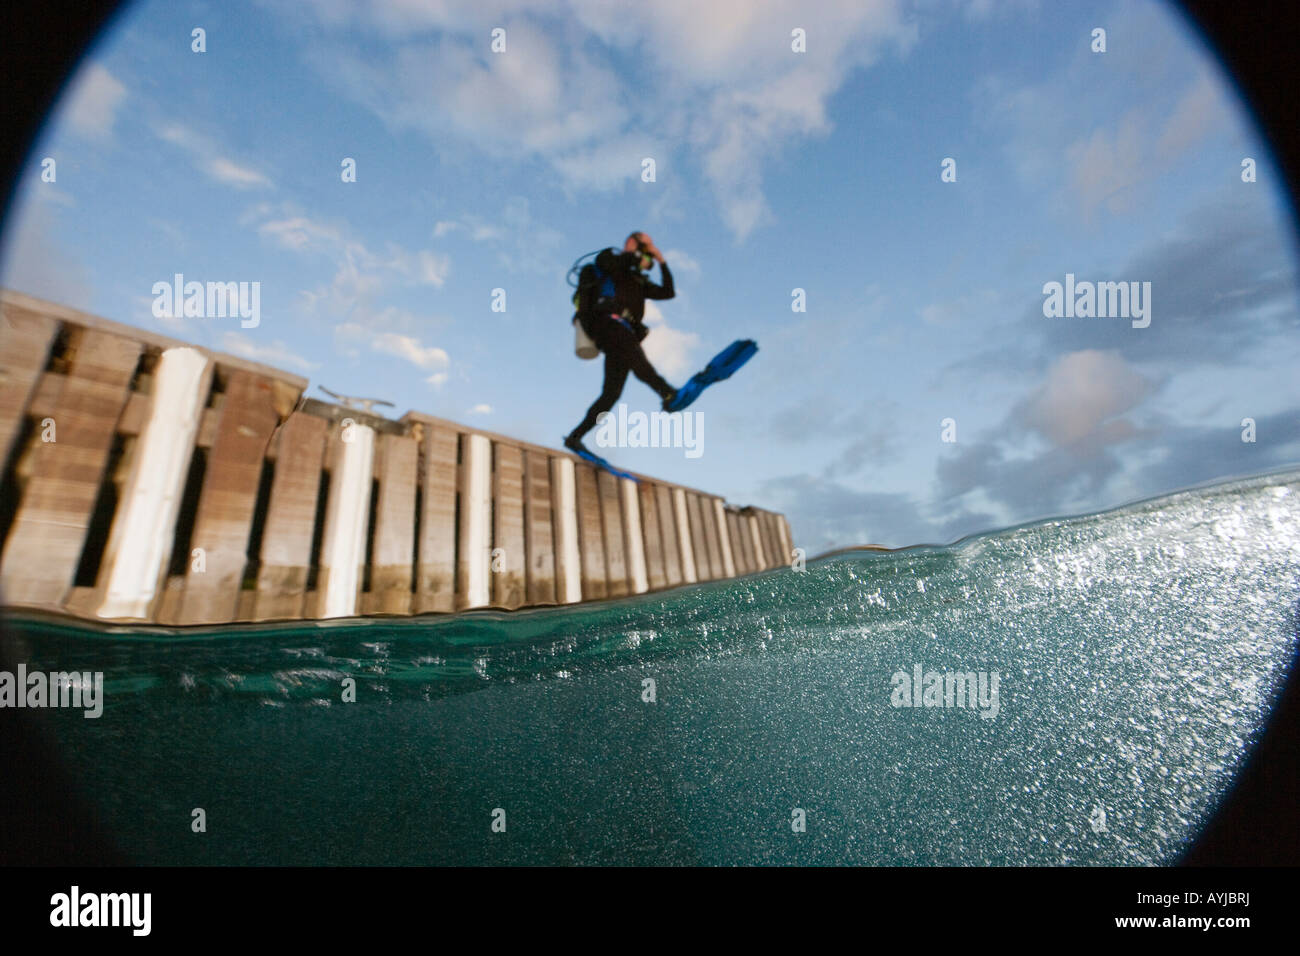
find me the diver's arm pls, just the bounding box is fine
[644,260,675,300]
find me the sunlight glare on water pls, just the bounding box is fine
[6,470,1298,865]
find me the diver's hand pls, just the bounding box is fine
[634,233,664,263]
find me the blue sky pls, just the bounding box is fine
[2,0,1297,553]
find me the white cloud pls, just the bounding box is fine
[1157,70,1226,160]
[248,204,451,337]
[1065,71,1227,221]
[1066,109,1146,219]
[207,157,273,189]
[390,246,451,287]
[918,287,1001,327]
[439,196,563,273]
[640,300,700,380]
[259,215,343,251]
[285,0,915,240]
[332,243,387,300]
[155,123,273,190]
[34,185,75,208]
[662,248,700,278]
[372,330,450,370]
[465,222,504,242]
[574,0,914,239]
[1016,349,1152,446]
[335,321,452,382]
[468,403,492,414]
[549,133,661,192]
[956,0,1040,20]
[283,0,526,36]
[974,6,1237,223]
[61,63,126,140]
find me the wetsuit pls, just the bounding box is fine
[567,250,676,443]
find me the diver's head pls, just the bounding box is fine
[624,231,655,271]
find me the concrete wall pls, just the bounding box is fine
[0,290,795,626]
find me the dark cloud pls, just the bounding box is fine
[763,395,902,477]
[767,393,844,443]
[824,427,898,477]
[756,473,925,553]
[934,402,1300,539]
[935,349,1155,516]
[757,470,1002,553]
[1030,195,1300,365]
[768,188,1300,549]
[1133,408,1300,491]
[765,409,1293,552]
[938,190,1300,385]
[936,433,1134,520]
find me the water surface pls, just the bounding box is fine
[7,470,1298,865]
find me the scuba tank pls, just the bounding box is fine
[573,317,598,359]
[567,248,619,360]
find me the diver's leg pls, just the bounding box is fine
[567,348,630,445]
[623,329,675,400]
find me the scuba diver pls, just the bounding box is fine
[564,231,679,456]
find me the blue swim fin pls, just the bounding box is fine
[664,339,757,412]
[567,441,641,482]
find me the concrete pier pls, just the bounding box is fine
[0,289,795,626]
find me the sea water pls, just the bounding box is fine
[5,469,1298,865]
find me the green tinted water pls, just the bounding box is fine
[6,470,1298,864]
